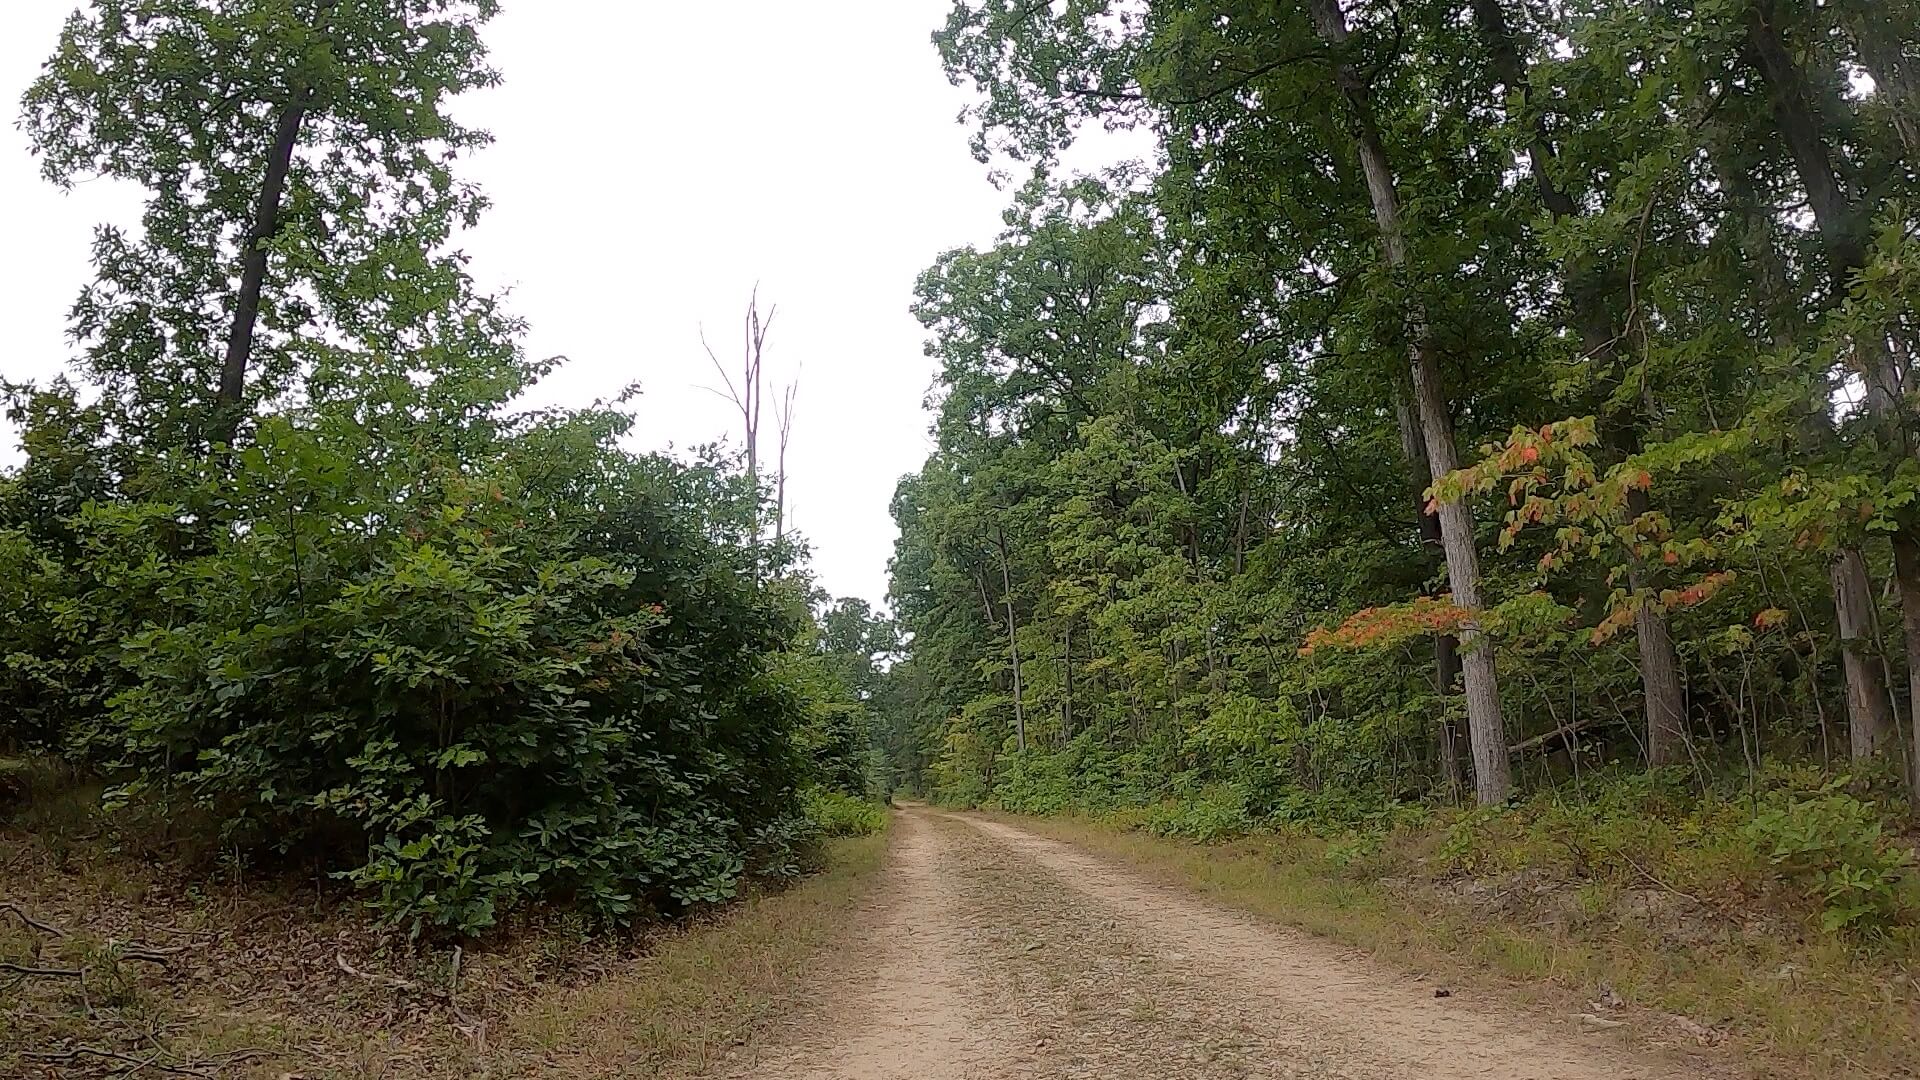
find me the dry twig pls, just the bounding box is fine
[1,902,68,937]
[21,1046,213,1077]
[334,952,448,1000]
[0,962,84,978]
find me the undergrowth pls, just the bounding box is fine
[989,759,1920,1079]
[992,754,1918,941]
[2,767,895,1078]
[803,788,891,838]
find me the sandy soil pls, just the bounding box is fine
[723,805,1717,1080]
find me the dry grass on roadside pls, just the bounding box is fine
[496,829,889,1078]
[998,812,1920,1080]
[2,764,892,1079]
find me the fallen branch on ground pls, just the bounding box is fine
[114,942,192,964]
[1508,717,1605,756]
[1618,851,1709,908]
[0,962,84,978]
[335,952,450,1000]
[1,902,69,937]
[448,944,487,1047]
[21,1046,213,1077]
[2,903,203,967]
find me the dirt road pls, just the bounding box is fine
[723,805,1707,1080]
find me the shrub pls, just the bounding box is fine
[5,405,819,939]
[803,788,890,838]
[1141,786,1255,842]
[1743,786,1914,934]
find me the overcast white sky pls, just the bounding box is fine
[0,2,1135,608]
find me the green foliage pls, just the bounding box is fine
[3,0,890,941]
[3,401,820,937]
[878,0,1920,917]
[1140,787,1256,842]
[1416,763,1916,937]
[1745,788,1915,934]
[802,789,890,838]
[21,0,505,451]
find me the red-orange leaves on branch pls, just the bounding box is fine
[1662,570,1736,611]
[1591,571,1738,644]
[1437,417,1732,581]
[1301,596,1473,656]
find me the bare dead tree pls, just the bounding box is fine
[701,287,777,547]
[772,373,800,545]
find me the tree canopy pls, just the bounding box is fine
[878,0,1920,821]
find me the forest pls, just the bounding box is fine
[0,0,894,943]
[3,0,1920,1076]
[879,0,1920,889]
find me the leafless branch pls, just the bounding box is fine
[21,1046,213,1077]
[1,903,68,937]
[1,962,84,978]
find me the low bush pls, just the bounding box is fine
[803,789,890,838]
[2,394,824,939]
[1744,784,1914,934]
[994,756,1917,944]
[1140,786,1256,841]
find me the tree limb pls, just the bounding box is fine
[21,1046,213,1077]
[0,902,68,937]
[1,962,84,977]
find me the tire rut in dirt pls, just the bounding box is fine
[716,810,1040,1079]
[956,813,1706,1080]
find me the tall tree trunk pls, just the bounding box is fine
[1063,621,1076,743]
[1308,0,1511,804]
[1705,74,1897,760]
[1748,0,1920,788]
[209,88,313,449]
[1746,4,1870,285]
[1629,531,1689,767]
[1469,0,1691,769]
[1832,548,1896,757]
[996,525,1026,752]
[1395,399,1471,800]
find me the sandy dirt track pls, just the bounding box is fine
[721,806,1708,1080]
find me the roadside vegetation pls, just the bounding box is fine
[0,2,898,1074]
[996,771,1920,1079]
[0,756,891,1078]
[874,1,1920,1070]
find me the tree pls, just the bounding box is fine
[1741,0,1920,781]
[4,0,840,938]
[23,0,503,454]
[891,0,1920,820]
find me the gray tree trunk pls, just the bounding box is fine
[1705,72,1894,766]
[1396,399,1471,801]
[1308,0,1511,803]
[1630,550,1689,767]
[1832,549,1896,758]
[1748,1,1920,792]
[997,525,1026,752]
[1468,0,1689,771]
